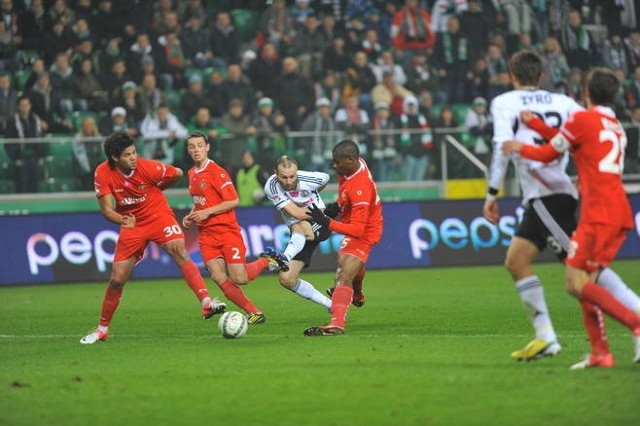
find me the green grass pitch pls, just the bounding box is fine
[1,261,639,426]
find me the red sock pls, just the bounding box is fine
[329,285,353,329]
[219,279,260,314]
[353,267,366,296]
[581,282,640,331]
[180,260,209,303]
[245,258,268,281]
[99,285,123,327]
[580,301,610,356]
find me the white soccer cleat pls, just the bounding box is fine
[80,329,109,345]
[202,297,227,319]
[569,353,614,370]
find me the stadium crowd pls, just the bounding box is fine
[0,0,639,197]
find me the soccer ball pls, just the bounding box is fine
[218,311,248,339]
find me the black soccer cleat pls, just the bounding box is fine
[303,325,345,337]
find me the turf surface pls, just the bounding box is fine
[1,261,639,426]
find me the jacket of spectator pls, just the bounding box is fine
[390,0,436,51]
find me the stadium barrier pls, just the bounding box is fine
[1,195,639,286]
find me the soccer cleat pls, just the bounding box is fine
[569,353,615,370]
[259,246,290,272]
[246,312,266,325]
[202,298,227,319]
[80,329,109,345]
[303,325,345,336]
[326,287,366,307]
[510,338,562,361]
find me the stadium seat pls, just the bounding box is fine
[230,9,259,43]
[0,179,15,193]
[45,156,74,178]
[452,104,471,124]
[0,160,13,179]
[47,139,74,160]
[12,69,31,92]
[38,177,76,193]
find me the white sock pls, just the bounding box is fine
[516,275,557,342]
[283,231,306,261]
[596,268,640,315]
[291,279,332,310]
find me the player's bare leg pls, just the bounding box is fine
[208,259,261,323]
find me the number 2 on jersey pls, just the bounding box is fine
[598,129,627,175]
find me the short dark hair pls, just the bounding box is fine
[187,131,208,145]
[333,139,359,159]
[508,50,543,86]
[586,68,619,106]
[104,132,135,167]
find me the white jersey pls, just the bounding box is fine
[264,170,330,227]
[489,89,583,203]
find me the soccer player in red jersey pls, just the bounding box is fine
[503,68,640,367]
[304,139,384,336]
[183,132,272,325]
[80,132,226,344]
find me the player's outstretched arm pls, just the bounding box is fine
[98,194,135,228]
[521,111,559,141]
[158,166,184,190]
[502,139,562,163]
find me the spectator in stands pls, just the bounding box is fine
[314,70,341,112]
[72,115,102,190]
[74,57,108,113]
[395,95,433,181]
[220,98,257,172]
[273,57,314,131]
[4,95,47,193]
[602,34,631,74]
[433,16,470,103]
[335,94,371,158]
[290,14,324,78]
[625,106,640,173]
[97,37,122,76]
[431,104,458,177]
[370,101,399,182]
[49,0,76,29]
[301,97,338,173]
[468,56,490,100]
[180,74,207,123]
[181,14,220,69]
[70,18,92,45]
[115,80,146,127]
[93,0,122,43]
[70,38,98,74]
[140,103,188,166]
[342,50,377,115]
[459,0,489,62]
[322,36,350,74]
[626,31,640,72]
[624,65,640,111]
[127,33,167,88]
[372,70,415,118]
[290,0,315,27]
[495,0,532,54]
[182,0,206,22]
[0,71,16,131]
[210,11,239,66]
[559,9,598,71]
[485,43,508,81]
[204,69,225,118]
[235,150,269,207]
[373,50,407,85]
[41,19,74,65]
[75,0,94,23]
[155,10,180,37]
[100,106,138,137]
[137,75,161,117]
[16,0,48,52]
[431,0,469,33]
[487,70,512,101]
[390,0,436,66]
[219,64,254,116]
[101,58,130,104]
[539,36,570,93]
[27,71,73,133]
[247,42,282,100]
[361,28,382,64]
[463,96,492,167]
[50,52,82,113]
[187,106,222,148]
[258,0,295,52]
[318,13,341,49]
[252,97,288,166]
[565,66,585,103]
[158,31,186,88]
[0,18,19,72]
[23,57,44,93]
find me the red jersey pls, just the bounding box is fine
[329,158,384,242]
[523,106,632,228]
[188,159,241,235]
[94,157,177,225]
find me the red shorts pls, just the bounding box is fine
[114,215,184,263]
[338,236,378,263]
[566,222,627,273]
[199,230,247,265]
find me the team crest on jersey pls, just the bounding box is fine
[220,173,225,178]
[200,182,207,189]
[138,184,148,191]
[356,190,362,196]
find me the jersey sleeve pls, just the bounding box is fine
[264,176,291,210]
[328,183,371,238]
[145,160,178,187]
[487,98,513,192]
[94,164,111,199]
[212,167,239,201]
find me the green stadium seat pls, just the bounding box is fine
[230,9,259,43]
[38,177,76,193]
[47,140,74,161]
[0,179,15,194]
[12,69,31,92]
[452,104,471,124]
[0,160,13,179]
[45,156,74,178]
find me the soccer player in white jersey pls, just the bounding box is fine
[260,156,333,311]
[483,50,640,361]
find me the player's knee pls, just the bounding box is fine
[108,277,125,290]
[209,271,227,285]
[278,272,296,289]
[229,272,249,285]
